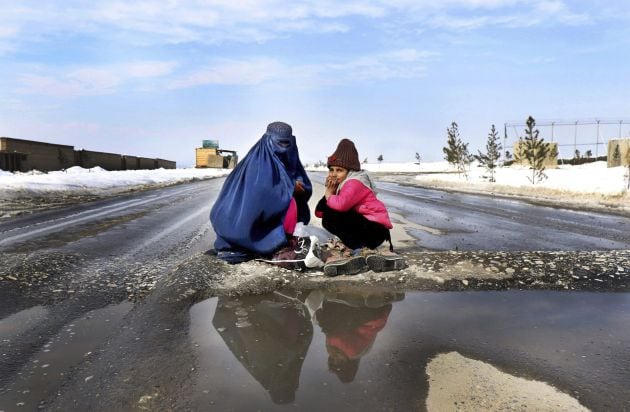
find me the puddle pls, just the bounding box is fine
[0,301,132,411]
[189,288,630,411]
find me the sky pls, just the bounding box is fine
[1,1,630,167]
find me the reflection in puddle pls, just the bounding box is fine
[190,290,630,411]
[307,289,403,383]
[212,291,313,404]
[0,301,132,410]
[190,288,407,410]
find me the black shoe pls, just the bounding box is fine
[365,254,406,272]
[323,256,367,277]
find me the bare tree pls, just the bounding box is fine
[377,154,383,163]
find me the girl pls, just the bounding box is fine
[315,138,406,276]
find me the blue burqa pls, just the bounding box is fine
[210,122,312,262]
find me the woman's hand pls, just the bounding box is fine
[294,180,306,197]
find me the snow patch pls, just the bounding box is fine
[0,167,232,199]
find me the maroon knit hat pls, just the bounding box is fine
[327,138,361,171]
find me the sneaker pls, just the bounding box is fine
[365,254,407,272]
[261,236,324,270]
[323,256,367,277]
[296,236,325,268]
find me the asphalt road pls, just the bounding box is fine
[375,179,630,251]
[1,175,630,410]
[0,179,224,411]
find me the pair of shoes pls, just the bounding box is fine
[323,256,367,277]
[293,236,325,269]
[365,254,407,272]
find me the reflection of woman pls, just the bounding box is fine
[210,122,312,263]
[212,292,313,404]
[311,290,403,383]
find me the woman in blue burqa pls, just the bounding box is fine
[210,122,312,263]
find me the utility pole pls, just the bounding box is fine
[503,123,508,162]
[596,119,600,158]
[573,121,578,157]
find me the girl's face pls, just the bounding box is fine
[327,166,349,185]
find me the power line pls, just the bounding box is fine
[505,118,630,127]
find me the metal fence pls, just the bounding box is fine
[503,119,630,160]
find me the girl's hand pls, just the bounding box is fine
[325,176,338,199]
[325,176,338,188]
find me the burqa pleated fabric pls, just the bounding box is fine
[210,122,312,262]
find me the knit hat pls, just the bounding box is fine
[327,139,360,171]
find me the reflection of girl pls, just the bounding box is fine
[316,296,394,383]
[210,122,312,263]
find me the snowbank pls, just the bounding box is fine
[0,167,231,199]
[308,160,630,214]
[415,161,628,196]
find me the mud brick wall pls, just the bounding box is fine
[138,157,157,169]
[77,150,123,170]
[1,137,75,172]
[156,159,176,169]
[123,155,139,170]
[1,136,178,172]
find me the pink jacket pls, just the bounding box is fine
[316,178,393,229]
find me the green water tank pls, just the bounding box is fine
[202,140,219,149]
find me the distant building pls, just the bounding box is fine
[195,140,237,169]
[607,139,630,167]
[0,137,176,172]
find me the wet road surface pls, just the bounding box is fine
[5,282,626,411]
[1,175,630,410]
[0,179,224,411]
[380,182,630,251]
[310,171,630,251]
